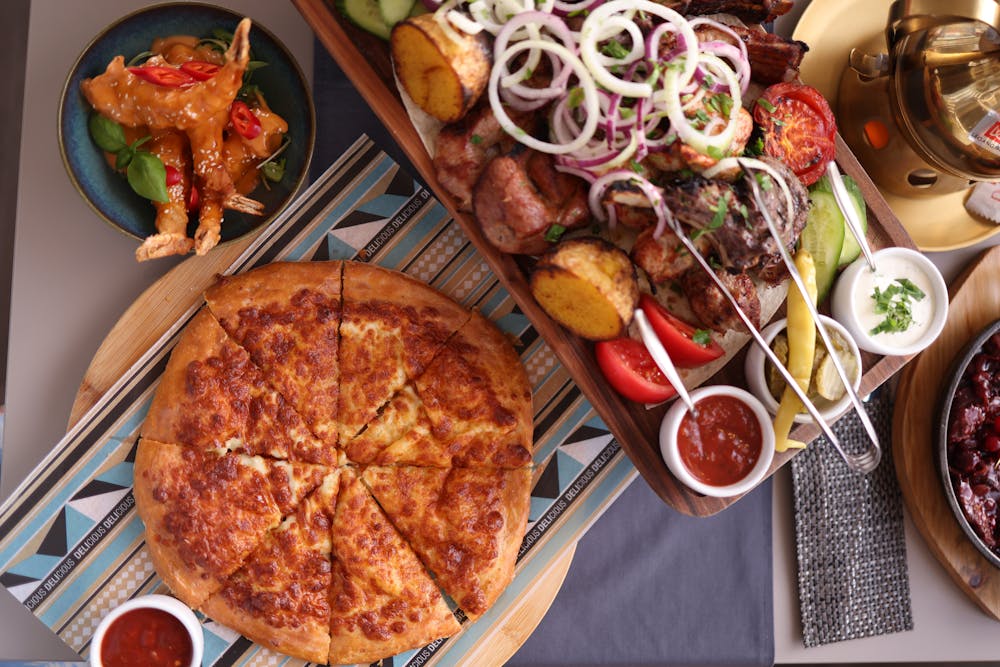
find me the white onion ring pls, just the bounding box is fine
[489,39,600,153]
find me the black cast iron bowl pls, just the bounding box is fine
[937,317,1000,570]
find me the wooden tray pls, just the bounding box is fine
[893,245,1000,619]
[294,0,916,515]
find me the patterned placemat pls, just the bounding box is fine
[792,387,914,647]
[0,137,637,667]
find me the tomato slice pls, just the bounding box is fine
[179,60,220,81]
[754,83,837,186]
[595,338,677,404]
[638,294,724,368]
[127,65,196,88]
[230,101,262,140]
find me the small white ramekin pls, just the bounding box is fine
[89,594,203,667]
[830,247,948,357]
[744,315,863,425]
[659,385,775,497]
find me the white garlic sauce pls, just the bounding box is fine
[851,253,936,348]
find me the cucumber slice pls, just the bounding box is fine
[835,175,868,266]
[798,191,845,302]
[380,0,418,26]
[337,0,392,40]
[810,173,868,267]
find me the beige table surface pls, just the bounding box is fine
[4,0,1000,664]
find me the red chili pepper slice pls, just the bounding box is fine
[229,101,262,140]
[127,65,196,88]
[179,60,220,81]
[165,165,182,187]
[186,185,200,212]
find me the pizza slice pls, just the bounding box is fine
[201,470,341,664]
[361,465,532,619]
[133,438,327,608]
[204,261,344,454]
[336,261,470,442]
[327,469,460,665]
[344,310,533,467]
[142,308,333,465]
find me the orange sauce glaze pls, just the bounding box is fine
[677,394,762,486]
[99,607,193,667]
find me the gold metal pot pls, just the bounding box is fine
[838,0,1000,197]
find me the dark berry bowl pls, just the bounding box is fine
[937,318,1000,570]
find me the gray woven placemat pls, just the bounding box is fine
[791,387,914,647]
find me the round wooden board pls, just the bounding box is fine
[67,237,573,666]
[892,244,1000,619]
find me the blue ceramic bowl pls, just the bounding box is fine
[59,2,314,247]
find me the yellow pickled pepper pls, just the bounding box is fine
[774,249,818,452]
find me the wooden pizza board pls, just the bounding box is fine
[892,244,1000,619]
[67,233,574,667]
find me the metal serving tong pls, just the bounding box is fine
[745,169,882,474]
[661,170,881,474]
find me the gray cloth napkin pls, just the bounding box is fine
[791,386,913,647]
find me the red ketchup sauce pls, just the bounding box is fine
[677,394,763,486]
[100,607,193,667]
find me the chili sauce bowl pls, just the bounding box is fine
[59,3,314,248]
[744,315,863,425]
[831,247,948,357]
[659,385,775,498]
[89,593,203,667]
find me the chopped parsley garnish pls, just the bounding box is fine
[705,145,725,160]
[707,93,733,117]
[470,134,483,145]
[745,135,765,157]
[709,195,728,229]
[693,108,710,126]
[629,159,644,174]
[601,40,630,59]
[869,278,927,335]
[568,7,589,17]
[545,224,567,243]
[755,172,773,191]
[692,329,712,347]
[757,98,776,113]
[567,87,585,109]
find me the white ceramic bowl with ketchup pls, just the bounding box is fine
[659,385,775,498]
[89,594,203,667]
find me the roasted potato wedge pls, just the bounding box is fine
[531,238,639,341]
[390,14,491,123]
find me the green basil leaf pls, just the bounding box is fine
[127,151,169,202]
[115,146,134,171]
[211,28,234,43]
[89,115,127,153]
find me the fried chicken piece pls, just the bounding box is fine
[681,267,760,332]
[473,149,590,255]
[135,129,195,262]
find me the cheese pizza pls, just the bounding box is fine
[135,261,534,664]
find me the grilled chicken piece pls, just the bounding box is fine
[681,267,760,332]
[645,107,754,175]
[631,226,712,285]
[473,148,590,255]
[661,157,808,274]
[433,102,536,211]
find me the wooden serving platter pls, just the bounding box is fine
[66,228,576,667]
[892,245,1000,620]
[295,0,916,515]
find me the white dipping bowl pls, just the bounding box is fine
[659,385,775,497]
[831,247,948,357]
[90,594,203,667]
[744,315,863,424]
